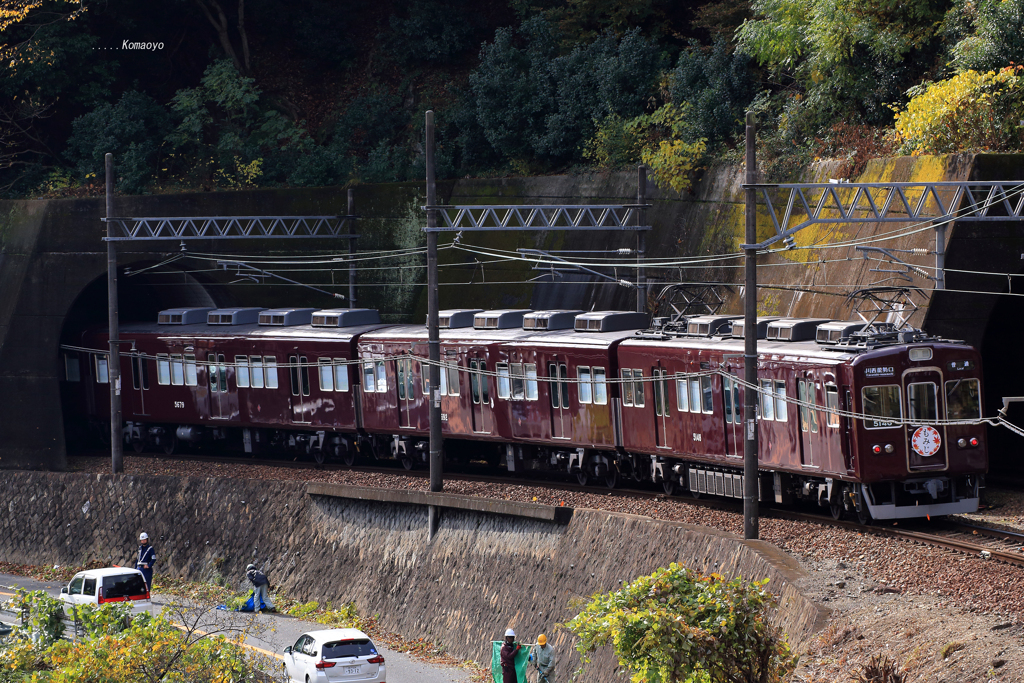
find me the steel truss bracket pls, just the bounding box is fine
[739,181,1024,250]
[101,216,359,241]
[844,286,926,331]
[421,205,652,232]
[653,283,726,320]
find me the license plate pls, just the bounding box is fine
[344,666,360,675]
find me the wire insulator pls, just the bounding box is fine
[909,248,929,255]
[617,248,633,255]
[618,279,634,288]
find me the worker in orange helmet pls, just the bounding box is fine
[530,633,555,683]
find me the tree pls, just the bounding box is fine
[192,0,252,75]
[565,563,797,683]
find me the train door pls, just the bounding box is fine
[723,371,742,458]
[797,374,820,468]
[549,361,570,439]
[396,356,414,428]
[842,386,854,472]
[289,354,312,424]
[207,353,229,419]
[903,368,948,471]
[469,358,491,433]
[652,367,670,449]
[129,352,150,416]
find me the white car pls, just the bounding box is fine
[283,628,386,683]
[59,567,153,615]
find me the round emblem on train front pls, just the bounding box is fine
[911,425,941,457]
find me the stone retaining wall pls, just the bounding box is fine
[0,471,828,680]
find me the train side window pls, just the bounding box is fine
[264,357,279,389]
[65,355,81,382]
[217,354,228,392]
[170,355,185,386]
[469,360,480,403]
[825,385,840,428]
[593,367,607,405]
[334,359,349,392]
[797,381,808,431]
[559,363,570,408]
[511,363,525,399]
[760,379,775,420]
[289,356,300,396]
[632,369,645,408]
[807,382,819,433]
[438,365,449,396]
[130,355,141,390]
[156,354,171,386]
[497,363,511,399]
[620,369,633,407]
[299,356,311,396]
[248,356,263,388]
[862,385,902,428]
[207,355,218,393]
[688,377,701,414]
[363,361,376,393]
[185,356,198,387]
[447,361,460,396]
[375,360,386,393]
[578,366,592,404]
[319,358,334,392]
[140,356,150,389]
[723,376,734,423]
[235,356,250,388]
[480,362,489,402]
[525,364,539,400]
[95,355,110,384]
[701,376,713,414]
[907,382,937,422]
[654,369,668,416]
[675,373,688,412]
[773,380,787,422]
[945,378,980,419]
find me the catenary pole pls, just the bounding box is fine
[743,113,759,540]
[105,153,123,474]
[636,165,647,313]
[348,188,357,307]
[426,111,443,496]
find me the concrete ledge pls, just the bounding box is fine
[305,483,575,524]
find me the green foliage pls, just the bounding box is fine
[565,563,797,683]
[669,39,754,147]
[73,602,143,638]
[470,16,663,168]
[944,0,1024,74]
[893,67,1024,154]
[65,90,172,194]
[6,589,66,647]
[383,0,479,65]
[287,600,321,619]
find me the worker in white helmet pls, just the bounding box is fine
[499,628,521,683]
[135,532,155,591]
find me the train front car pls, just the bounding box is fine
[842,327,986,521]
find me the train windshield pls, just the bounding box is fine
[907,382,938,422]
[861,385,902,428]
[945,378,981,420]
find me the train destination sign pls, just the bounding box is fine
[864,366,895,378]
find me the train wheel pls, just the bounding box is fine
[575,471,589,486]
[131,439,145,454]
[604,468,619,490]
[855,488,872,525]
[162,435,177,456]
[312,446,326,466]
[340,445,355,467]
[830,501,844,520]
[662,479,678,496]
[401,455,415,470]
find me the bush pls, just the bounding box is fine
[382,0,479,65]
[6,588,65,647]
[893,66,1024,154]
[565,562,797,683]
[669,39,755,148]
[944,0,1024,74]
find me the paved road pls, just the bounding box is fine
[0,573,474,683]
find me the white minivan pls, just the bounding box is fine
[59,567,153,615]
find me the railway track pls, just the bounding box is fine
[72,450,1024,567]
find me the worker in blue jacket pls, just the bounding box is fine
[136,532,156,591]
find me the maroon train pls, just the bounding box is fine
[62,305,987,522]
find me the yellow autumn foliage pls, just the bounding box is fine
[893,66,1024,154]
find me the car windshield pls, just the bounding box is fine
[321,639,376,659]
[102,573,147,598]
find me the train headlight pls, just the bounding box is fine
[908,347,932,361]
[884,444,894,454]
[958,438,967,448]
[970,437,979,447]
[872,445,882,454]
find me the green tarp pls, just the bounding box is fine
[490,641,533,683]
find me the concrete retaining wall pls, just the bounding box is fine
[0,471,827,680]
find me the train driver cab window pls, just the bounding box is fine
[184,355,198,386]
[511,363,525,399]
[65,355,81,382]
[862,385,902,428]
[578,366,592,404]
[264,357,279,389]
[248,356,263,388]
[525,364,539,400]
[318,358,334,392]
[593,367,607,405]
[825,384,840,428]
[945,378,980,419]
[334,359,349,392]
[235,356,250,388]
[759,379,775,420]
[497,363,511,399]
[907,382,938,422]
[95,355,110,384]
[620,369,634,407]
[773,380,788,422]
[675,373,688,412]
[156,354,171,385]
